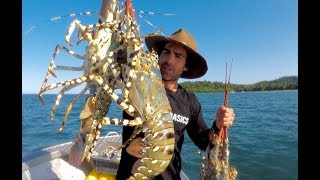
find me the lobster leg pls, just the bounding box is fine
[57,84,91,132]
[49,83,80,121]
[38,44,87,105]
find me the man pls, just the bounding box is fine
[116,28,235,179]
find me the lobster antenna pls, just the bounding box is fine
[225,62,228,87]
[228,57,234,84]
[224,57,234,107]
[24,0,173,37]
[134,9,174,37]
[135,9,174,16]
[224,62,228,107]
[23,11,99,36]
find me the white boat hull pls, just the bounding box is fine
[22,132,189,180]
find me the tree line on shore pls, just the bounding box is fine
[179,76,298,93]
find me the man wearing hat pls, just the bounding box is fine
[116,28,236,179]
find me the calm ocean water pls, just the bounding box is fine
[22,90,298,180]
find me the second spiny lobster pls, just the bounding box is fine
[197,60,237,180]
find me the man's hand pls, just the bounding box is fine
[215,105,235,129]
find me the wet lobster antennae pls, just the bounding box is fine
[197,59,237,180]
[37,0,174,179]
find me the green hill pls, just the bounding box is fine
[180,76,298,93]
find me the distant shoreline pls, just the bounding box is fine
[23,76,297,94]
[22,89,298,95]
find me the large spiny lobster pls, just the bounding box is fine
[197,61,237,180]
[38,0,174,179]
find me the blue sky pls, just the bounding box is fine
[22,0,297,94]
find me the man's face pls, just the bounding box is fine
[159,42,187,82]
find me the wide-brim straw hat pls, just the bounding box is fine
[145,28,208,79]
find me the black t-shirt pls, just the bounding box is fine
[116,85,212,180]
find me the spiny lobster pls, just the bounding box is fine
[197,60,238,180]
[38,0,174,179]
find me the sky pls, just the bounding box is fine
[22,0,298,94]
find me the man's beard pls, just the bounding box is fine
[160,67,183,82]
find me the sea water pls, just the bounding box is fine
[22,90,298,180]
